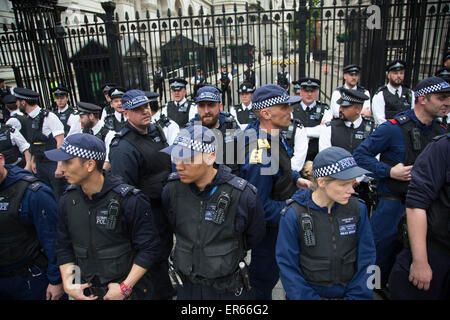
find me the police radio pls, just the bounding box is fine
[301,213,316,247]
[212,192,231,224]
[410,128,422,151]
[105,199,120,230]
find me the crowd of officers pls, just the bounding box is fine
[0,52,449,301]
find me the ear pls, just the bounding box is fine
[219,103,223,112]
[86,159,97,173]
[203,152,216,166]
[260,108,271,120]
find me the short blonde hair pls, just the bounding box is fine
[311,175,336,191]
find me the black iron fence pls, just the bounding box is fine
[0,0,449,109]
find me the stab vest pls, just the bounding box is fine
[0,176,42,267]
[233,105,256,125]
[376,85,413,119]
[220,72,230,87]
[0,124,22,165]
[104,113,125,132]
[285,118,304,153]
[83,125,110,142]
[287,197,360,287]
[10,113,29,140]
[27,109,57,160]
[277,72,289,89]
[243,70,256,87]
[56,106,75,136]
[330,117,375,154]
[167,100,195,128]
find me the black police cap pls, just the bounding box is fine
[101,83,118,94]
[299,77,321,89]
[336,87,369,107]
[52,86,70,96]
[386,60,406,72]
[444,51,450,62]
[2,94,16,105]
[143,91,160,102]
[13,87,40,100]
[280,63,287,68]
[108,86,127,99]
[169,78,188,90]
[435,67,450,83]
[343,64,361,74]
[76,101,102,115]
[238,82,255,94]
[247,62,253,67]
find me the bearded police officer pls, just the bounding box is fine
[219,65,233,109]
[239,84,313,300]
[100,83,117,120]
[14,88,65,201]
[103,86,127,132]
[353,77,450,294]
[327,65,371,121]
[162,78,196,128]
[389,132,450,300]
[146,91,180,145]
[372,60,415,126]
[160,125,265,299]
[276,147,376,300]
[47,133,163,300]
[230,82,256,130]
[0,152,64,300]
[52,86,80,137]
[109,90,173,300]
[275,63,291,93]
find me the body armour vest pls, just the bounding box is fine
[167,100,195,128]
[65,184,137,284]
[0,176,42,267]
[27,109,57,160]
[10,113,29,140]
[285,118,304,153]
[233,105,256,125]
[381,114,443,199]
[330,117,375,154]
[377,86,413,119]
[0,124,22,165]
[83,125,110,142]
[277,72,289,89]
[168,173,246,291]
[57,106,74,136]
[118,124,171,203]
[220,72,230,87]
[293,101,329,161]
[104,113,125,132]
[289,197,359,287]
[102,104,114,119]
[243,70,256,87]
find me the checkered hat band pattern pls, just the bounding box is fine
[198,92,221,101]
[414,82,450,98]
[170,82,185,88]
[341,91,363,104]
[61,140,106,161]
[313,156,357,178]
[14,92,37,100]
[123,96,149,109]
[175,138,215,154]
[252,95,290,110]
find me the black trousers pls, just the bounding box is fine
[221,85,232,109]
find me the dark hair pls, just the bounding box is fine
[79,157,104,172]
[149,100,159,113]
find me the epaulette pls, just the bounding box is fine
[280,198,295,216]
[292,118,304,129]
[432,133,447,141]
[167,172,180,182]
[387,119,398,125]
[362,116,374,123]
[227,176,248,191]
[325,121,332,127]
[113,184,140,197]
[357,84,367,91]
[41,109,50,117]
[394,114,411,124]
[65,184,78,192]
[316,101,330,109]
[110,127,129,147]
[21,175,42,192]
[375,85,387,95]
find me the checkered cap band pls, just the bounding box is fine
[170,81,186,88]
[414,81,450,98]
[197,91,221,102]
[123,95,149,109]
[173,135,216,154]
[61,139,106,161]
[14,92,38,100]
[110,89,124,96]
[340,91,365,104]
[252,94,290,110]
[313,156,357,178]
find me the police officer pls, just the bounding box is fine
[3,95,27,136]
[162,78,196,128]
[0,78,13,123]
[239,84,312,300]
[153,66,164,99]
[52,86,80,137]
[389,132,450,300]
[353,77,450,293]
[292,78,330,162]
[0,152,64,300]
[0,121,32,171]
[100,82,117,120]
[103,86,127,132]
[444,51,450,69]
[291,80,302,96]
[219,65,233,109]
[243,62,256,88]
[160,125,266,299]
[372,60,415,126]
[276,147,376,300]
[230,82,256,130]
[191,67,207,99]
[46,133,163,300]
[275,63,291,93]
[146,91,180,145]
[319,88,374,154]
[109,90,173,300]
[435,67,450,83]
[188,85,240,175]
[14,87,65,201]
[327,64,371,121]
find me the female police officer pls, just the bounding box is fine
[276,146,376,300]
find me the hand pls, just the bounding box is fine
[409,261,432,291]
[297,178,313,189]
[24,163,33,172]
[46,283,65,300]
[360,108,372,118]
[390,163,413,181]
[103,283,126,300]
[64,282,98,300]
[55,162,64,179]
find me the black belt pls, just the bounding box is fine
[378,194,403,202]
[0,254,48,278]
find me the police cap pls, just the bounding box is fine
[108,86,127,100]
[238,82,255,94]
[52,86,70,97]
[413,76,450,99]
[435,67,450,83]
[101,83,118,94]
[386,60,406,72]
[2,94,16,106]
[13,88,40,101]
[143,91,160,102]
[169,78,188,91]
[299,77,321,90]
[343,64,361,75]
[336,87,369,107]
[76,101,102,115]
[251,84,301,110]
[45,133,106,162]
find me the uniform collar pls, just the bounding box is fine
[151,110,161,123]
[241,102,252,110]
[344,115,363,128]
[57,105,69,113]
[175,98,187,106]
[114,111,123,122]
[0,165,31,189]
[301,100,316,110]
[387,83,402,96]
[344,84,357,90]
[92,119,105,135]
[27,106,41,119]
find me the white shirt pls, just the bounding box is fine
[6,110,25,131]
[104,130,116,163]
[296,101,328,139]
[151,111,180,145]
[28,106,64,138]
[290,125,308,172]
[318,116,364,152]
[325,84,371,122]
[229,103,252,130]
[162,98,197,123]
[7,127,30,154]
[101,105,111,120]
[57,105,81,136]
[372,83,415,126]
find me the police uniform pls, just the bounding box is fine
[153,67,164,99]
[230,82,256,130]
[372,60,415,126]
[100,83,117,120]
[0,123,30,168]
[291,78,330,162]
[191,69,207,99]
[0,80,13,123]
[239,84,303,300]
[275,64,291,92]
[109,90,173,300]
[435,67,450,84]
[0,164,62,300]
[353,77,450,289]
[276,147,376,300]
[327,65,371,122]
[160,125,265,299]
[291,81,301,95]
[45,133,163,300]
[73,102,111,142]
[243,63,256,88]
[162,78,196,128]
[3,95,27,138]
[389,133,450,300]
[103,87,127,132]
[52,86,80,136]
[219,65,233,108]
[14,88,65,200]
